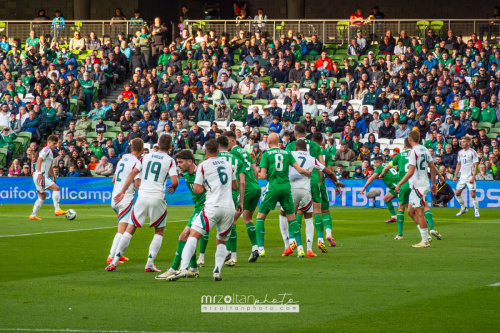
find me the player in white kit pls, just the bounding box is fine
[106,135,179,272]
[167,139,238,282]
[453,136,480,217]
[29,135,68,220]
[279,140,343,257]
[106,138,144,264]
[395,131,437,248]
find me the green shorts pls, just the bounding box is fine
[398,184,411,205]
[187,208,202,228]
[388,188,397,197]
[243,187,261,211]
[311,180,321,203]
[258,189,295,215]
[320,182,330,211]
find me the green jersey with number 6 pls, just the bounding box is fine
[260,147,297,191]
[230,146,260,191]
[219,151,244,203]
[183,168,206,211]
[375,162,399,189]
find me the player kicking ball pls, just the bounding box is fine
[167,139,237,281]
[454,136,480,217]
[29,135,68,220]
[394,131,438,248]
[106,135,178,272]
[256,133,311,257]
[155,150,204,279]
[106,138,144,264]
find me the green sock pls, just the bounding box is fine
[424,210,434,230]
[189,253,197,268]
[386,201,396,216]
[314,213,324,238]
[288,219,302,246]
[245,222,258,246]
[199,233,209,254]
[171,240,186,270]
[256,218,265,247]
[397,211,404,236]
[323,212,332,230]
[229,225,237,252]
[296,213,303,229]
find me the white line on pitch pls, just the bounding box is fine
[0,329,184,333]
[488,282,500,286]
[0,220,188,238]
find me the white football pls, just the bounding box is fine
[66,209,77,220]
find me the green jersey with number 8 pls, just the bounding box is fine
[260,148,297,191]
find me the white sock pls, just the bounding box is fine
[52,191,60,211]
[181,237,198,270]
[318,237,324,243]
[231,252,237,260]
[252,244,258,252]
[109,232,123,258]
[325,227,332,238]
[297,245,304,254]
[112,232,132,265]
[305,218,314,251]
[258,246,264,252]
[31,198,44,216]
[279,215,290,248]
[146,234,163,267]
[473,197,479,210]
[419,227,428,242]
[214,243,226,274]
[457,195,465,209]
[198,253,205,261]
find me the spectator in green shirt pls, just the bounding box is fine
[90,139,103,160]
[25,30,40,49]
[79,71,94,111]
[480,100,497,124]
[42,98,58,132]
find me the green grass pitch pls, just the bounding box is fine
[0,204,499,333]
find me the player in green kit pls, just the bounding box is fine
[216,136,249,266]
[221,131,261,262]
[379,138,442,241]
[285,124,328,253]
[360,156,399,223]
[311,132,341,247]
[155,150,203,279]
[256,133,311,257]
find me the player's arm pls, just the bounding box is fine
[470,162,479,184]
[35,157,43,183]
[112,175,116,185]
[378,161,393,179]
[114,168,140,203]
[360,172,379,195]
[49,162,56,183]
[194,183,205,193]
[134,179,141,190]
[252,163,259,180]
[260,167,268,180]
[238,172,245,210]
[453,160,461,182]
[429,160,437,195]
[322,166,344,197]
[167,175,179,193]
[434,166,444,182]
[291,162,312,178]
[396,165,414,194]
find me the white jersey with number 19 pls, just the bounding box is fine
[135,151,177,198]
[195,157,236,209]
[408,144,432,188]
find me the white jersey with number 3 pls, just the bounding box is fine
[289,151,325,190]
[195,157,236,209]
[112,154,139,201]
[135,151,177,199]
[458,148,479,179]
[408,144,432,188]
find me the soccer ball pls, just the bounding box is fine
[365,189,382,198]
[66,209,77,220]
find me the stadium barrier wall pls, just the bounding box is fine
[1,178,499,208]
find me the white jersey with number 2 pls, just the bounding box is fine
[408,144,432,188]
[289,151,325,190]
[112,154,139,201]
[195,157,236,209]
[135,151,177,199]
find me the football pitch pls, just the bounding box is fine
[0,204,499,333]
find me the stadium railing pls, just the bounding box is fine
[1,19,500,45]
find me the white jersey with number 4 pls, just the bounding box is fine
[289,151,325,190]
[458,149,479,179]
[195,157,236,209]
[38,146,53,174]
[112,154,139,202]
[135,151,177,199]
[408,144,432,188]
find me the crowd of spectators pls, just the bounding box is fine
[1,6,500,182]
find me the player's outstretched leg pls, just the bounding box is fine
[395,211,404,240]
[256,217,266,256]
[384,200,397,223]
[29,197,45,220]
[424,206,441,240]
[455,192,468,216]
[197,233,209,267]
[106,228,135,271]
[51,186,67,216]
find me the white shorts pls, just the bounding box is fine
[111,197,134,224]
[282,188,313,213]
[131,197,167,228]
[191,206,235,241]
[409,186,430,208]
[457,176,476,191]
[33,174,54,193]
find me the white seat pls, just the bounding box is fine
[231,121,244,127]
[198,125,210,133]
[331,116,338,122]
[247,105,262,114]
[379,143,389,151]
[317,104,326,111]
[350,99,362,105]
[393,138,405,145]
[389,109,400,115]
[364,133,378,140]
[270,88,280,95]
[388,143,404,152]
[377,138,391,146]
[198,121,211,127]
[214,120,226,128]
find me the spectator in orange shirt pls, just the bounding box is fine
[87,154,99,171]
[350,8,365,27]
